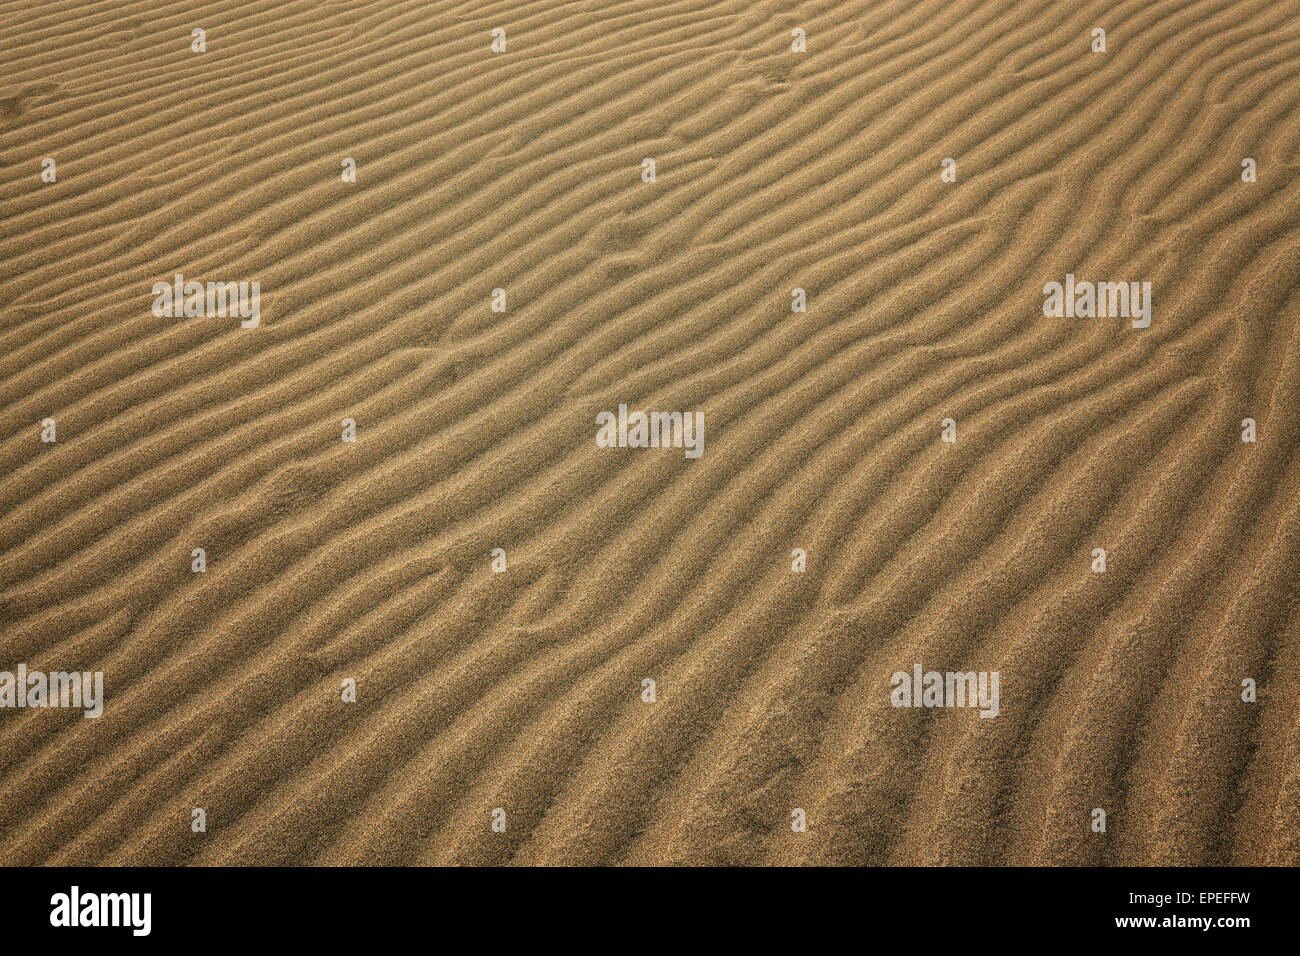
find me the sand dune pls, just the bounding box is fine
[1,0,1298,866]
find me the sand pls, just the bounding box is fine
[0,0,1298,866]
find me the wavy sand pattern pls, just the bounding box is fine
[1,0,1298,866]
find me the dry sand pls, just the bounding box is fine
[1,0,1298,866]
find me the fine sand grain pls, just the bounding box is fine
[1,0,1298,865]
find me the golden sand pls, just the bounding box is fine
[1,0,1297,865]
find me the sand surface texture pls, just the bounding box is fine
[1,0,1298,865]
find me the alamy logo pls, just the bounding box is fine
[0,665,103,718]
[151,273,261,327]
[890,664,1000,718]
[595,404,704,458]
[50,886,150,936]
[1043,273,1151,328]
